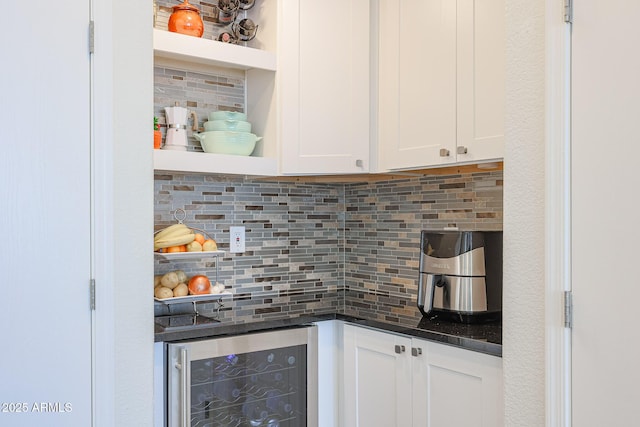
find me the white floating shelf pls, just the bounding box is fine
[154,149,278,176]
[153,29,277,71]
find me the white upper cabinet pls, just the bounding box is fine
[456,0,505,163]
[279,0,371,175]
[152,0,504,177]
[377,0,505,171]
[378,0,458,171]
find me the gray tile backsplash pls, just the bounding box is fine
[154,173,344,295]
[154,171,503,320]
[154,65,246,152]
[343,172,503,318]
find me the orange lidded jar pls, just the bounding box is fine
[168,0,204,38]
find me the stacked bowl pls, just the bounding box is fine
[194,111,262,156]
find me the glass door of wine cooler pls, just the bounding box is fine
[167,326,318,427]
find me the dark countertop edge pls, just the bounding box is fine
[154,313,502,357]
[339,315,502,357]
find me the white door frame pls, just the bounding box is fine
[91,0,116,424]
[89,0,155,424]
[545,1,572,425]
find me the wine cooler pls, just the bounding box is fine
[166,326,318,427]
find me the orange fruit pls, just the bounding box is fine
[166,245,185,253]
[194,233,205,245]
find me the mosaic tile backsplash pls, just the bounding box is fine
[154,171,503,320]
[343,172,503,321]
[154,65,246,152]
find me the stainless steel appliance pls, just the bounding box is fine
[166,326,318,427]
[417,230,503,323]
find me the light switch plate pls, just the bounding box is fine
[229,226,245,253]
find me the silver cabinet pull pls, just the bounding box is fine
[411,347,423,357]
[439,148,450,157]
[355,159,364,167]
[457,146,468,154]
[394,345,406,354]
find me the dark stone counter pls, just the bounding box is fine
[154,294,502,357]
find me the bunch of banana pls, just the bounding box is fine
[154,224,195,250]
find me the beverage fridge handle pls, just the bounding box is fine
[178,348,190,427]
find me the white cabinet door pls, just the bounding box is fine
[412,339,503,427]
[279,0,371,175]
[456,0,505,162]
[378,0,504,171]
[343,325,413,427]
[0,1,92,425]
[378,0,458,171]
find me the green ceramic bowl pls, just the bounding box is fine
[203,119,252,132]
[208,111,248,121]
[193,131,261,156]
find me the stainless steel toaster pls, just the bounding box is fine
[417,230,503,323]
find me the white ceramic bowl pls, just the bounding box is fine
[193,131,261,156]
[203,119,252,132]
[208,111,248,121]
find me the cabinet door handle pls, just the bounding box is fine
[411,347,423,357]
[439,148,450,157]
[394,345,406,354]
[457,146,468,154]
[355,159,364,167]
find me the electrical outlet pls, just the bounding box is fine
[229,226,245,253]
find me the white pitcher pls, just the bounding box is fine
[164,105,198,151]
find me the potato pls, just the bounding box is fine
[154,286,173,299]
[160,271,180,289]
[186,241,202,252]
[174,270,187,284]
[173,283,189,297]
[203,239,217,251]
[154,275,163,288]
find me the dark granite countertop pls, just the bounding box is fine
[154,300,502,357]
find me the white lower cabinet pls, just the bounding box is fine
[412,339,503,427]
[343,324,503,427]
[343,324,413,426]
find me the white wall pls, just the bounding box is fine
[503,0,546,425]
